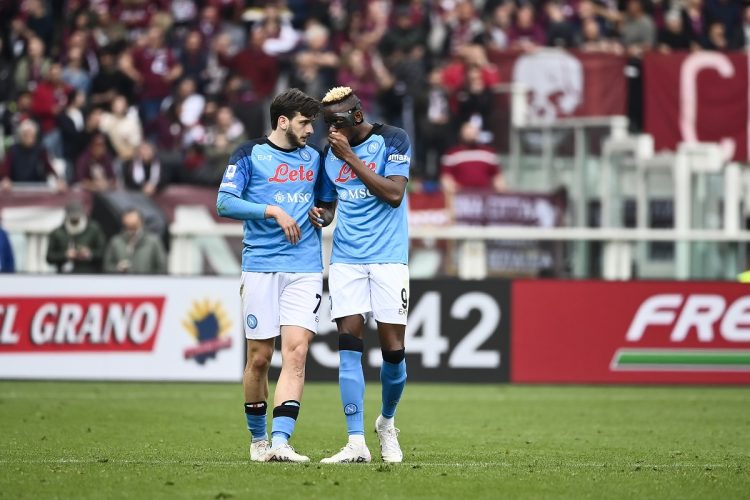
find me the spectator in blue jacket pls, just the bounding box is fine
[0,224,15,273]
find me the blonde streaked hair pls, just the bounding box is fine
[322,86,354,105]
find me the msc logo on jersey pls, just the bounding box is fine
[299,149,311,161]
[339,186,374,201]
[273,191,313,204]
[367,141,379,154]
[255,154,272,161]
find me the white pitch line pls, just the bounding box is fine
[0,459,734,469]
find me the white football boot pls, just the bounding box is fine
[249,439,269,462]
[374,415,403,463]
[320,441,372,463]
[265,443,310,463]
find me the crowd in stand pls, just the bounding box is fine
[0,0,748,196]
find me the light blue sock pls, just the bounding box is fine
[244,401,267,442]
[380,359,407,419]
[271,418,292,448]
[271,400,300,449]
[340,349,365,436]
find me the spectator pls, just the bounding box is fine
[23,0,54,51]
[440,121,505,195]
[98,94,143,161]
[621,0,657,57]
[0,39,15,104]
[0,119,65,191]
[479,3,513,51]
[91,5,128,54]
[14,36,50,93]
[31,62,71,158]
[508,4,546,50]
[441,0,485,56]
[260,6,301,57]
[179,30,209,93]
[229,25,279,103]
[1,91,34,140]
[547,1,576,48]
[116,0,159,42]
[130,25,183,125]
[581,18,623,53]
[174,77,206,146]
[337,48,380,120]
[456,67,494,133]
[203,32,232,98]
[202,105,246,184]
[682,0,707,49]
[705,0,742,49]
[704,21,729,51]
[658,10,692,52]
[75,132,116,192]
[0,223,15,273]
[123,141,165,195]
[416,67,452,184]
[62,46,91,93]
[291,21,339,104]
[89,48,136,111]
[104,208,167,274]
[46,201,106,274]
[57,89,98,182]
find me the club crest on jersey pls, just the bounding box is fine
[269,163,315,183]
[367,141,379,154]
[246,314,258,329]
[334,161,377,183]
[299,149,311,161]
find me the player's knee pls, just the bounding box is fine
[247,351,272,373]
[282,341,309,368]
[338,333,364,352]
[381,348,405,364]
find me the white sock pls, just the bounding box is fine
[377,415,395,429]
[348,434,366,446]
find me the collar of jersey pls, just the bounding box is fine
[349,123,382,148]
[264,137,299,153]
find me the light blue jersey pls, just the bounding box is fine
[218,138,324,272]
[319,124,411,264]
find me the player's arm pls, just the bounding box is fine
[328,130,407,208]
[309,149,339,228]
[216,192,301,245]
[216,150,301,244]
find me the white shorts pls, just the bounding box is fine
[328,263,409,325]
[240,271,323,340]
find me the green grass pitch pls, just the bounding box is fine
[1,382,748,499]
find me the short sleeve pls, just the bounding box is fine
[316,146,338,202]
[218,146,252,197]
[383,128,411,179]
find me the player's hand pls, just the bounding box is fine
[308,206,333,228]
[328,130,354,160]
[268,205,301,245]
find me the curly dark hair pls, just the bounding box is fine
[269,88,321,130]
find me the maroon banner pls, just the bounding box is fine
[644,52,749,161]
[489,50,627,120]
[511,281,750,384]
